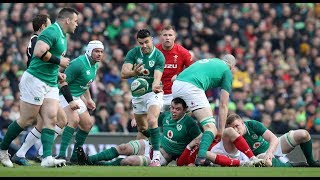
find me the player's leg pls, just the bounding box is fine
[121,155,151,166]
[56,96,80,160]
[38,109,66,158]
[222,127,259,161]
[172,80,216,166]
[77,139,147,165]
[12,115,43,166]
[69,110,93,163]
[146,92,163,166]
[39,88,66,167]
[280,129,320,167]
[0,72,42,167]
[192,107,216,166]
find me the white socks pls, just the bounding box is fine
[15,127,41,158]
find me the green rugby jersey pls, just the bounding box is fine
[61,54,98,97]
[124,46,165,97]
[27,22,67,87]
[243,120,269,155]
[159,111,201,156]
[176,58,233,93]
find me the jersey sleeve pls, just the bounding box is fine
[220,70,233,93]
[182,48,193,68]
[37,27,57,48]
[124,48,136,65]
[154,51,165,72]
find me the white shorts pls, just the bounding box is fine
[172,80,210,111]
[19,71,59,105]
[256,136,289,163]
[210,141,250,161]
[161,94,173,112]
[59,95,87,115]
[132,91,163,114]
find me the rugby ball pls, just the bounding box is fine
[131,78,149,96]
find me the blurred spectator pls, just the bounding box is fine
[0,3,319,135]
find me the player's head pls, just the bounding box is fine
[159,25,176,50]
[222,54,236,71]
[226,113,246,136]
[32,14,51,33]
[57,7,79,34]
[86,40,104,62]
[170,97,188,120]
[136,29,153,54]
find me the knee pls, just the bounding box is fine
[300,129,311,142]
[117,144,129,155]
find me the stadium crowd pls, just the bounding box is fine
[0,3,320,144]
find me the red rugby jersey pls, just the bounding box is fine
[155,43,193,95]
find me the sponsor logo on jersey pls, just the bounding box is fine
[253,142,261,149]
[167,130,173,138]
[86,70,90,75]
[164,64,177,68]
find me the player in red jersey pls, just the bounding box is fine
[155,25,193,112]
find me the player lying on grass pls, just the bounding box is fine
[76,97,202,166]
[226,113,320,167]
[176,127,266,167]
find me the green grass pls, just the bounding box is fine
[1,165,320,177]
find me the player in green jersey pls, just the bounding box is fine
[226,113,320,167]
[76,97,201,166]
[172,54,236,166]
[0,7,79,168]
[120,29,165,166]
[55,40,104,164]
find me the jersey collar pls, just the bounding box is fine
[139,46,156,58]
[54,22,66,38]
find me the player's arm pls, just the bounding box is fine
[33,40,61,64]
[121,63,144,79]
[83,89,96,110]
[152,70,163,93]
[218,89,229,134]
[262,129,278,161]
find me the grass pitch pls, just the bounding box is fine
[0,165,320,177]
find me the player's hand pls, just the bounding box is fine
[264,152,274,162]
[133,63,144,75]
[58,72,66,83]
[69,101,80,111]
[60,57,70,68]
[86,99,96,111]
[131,118,137,127]
[152,82,163,93]
[188,138,200,149]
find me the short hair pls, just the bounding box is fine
[136,29,152,39]
[222,54,236,67]
[226,113,242,127]
[171,97,188,109]
[161,25,176,32]
[57,7,79,20]
[32,14,50,32]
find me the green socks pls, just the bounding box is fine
[41,128,55,158]
[198,130,214,158]
[0,121,24,150]
[58,126,75,157]
[89,147,119,163]
[70,129,88,161]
